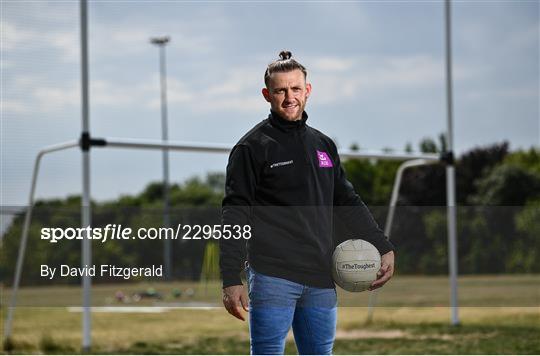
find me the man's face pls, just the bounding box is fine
[262,69,312,121]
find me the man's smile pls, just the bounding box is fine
[283,103,298,111]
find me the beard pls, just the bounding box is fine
[276,101,305,121]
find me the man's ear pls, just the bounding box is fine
[262,87,271,103]
[305,83,312,98]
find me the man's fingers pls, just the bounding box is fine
[224,300,245,321]
[231,304,246,321]
[376,264,388,277]
[223,294,245,321]
[222,285,247,321]
[240,293,249,312]
[369,278,387,291]
[372,272,390,286]
[369,265,394,291]
[370,251,395,291]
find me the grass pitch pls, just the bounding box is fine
[2,274,539,354]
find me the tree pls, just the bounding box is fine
[438,133,447,154]
[419,137,438,153]
[342,159,376,204]
[404,142,413,153]
[470,163,540,205]
[457,142,509,204]
[206,173,226,194]
[512,200,540,272]
[504,148,540,176]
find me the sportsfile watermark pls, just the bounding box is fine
[40,224,252,243]
[41,264,163,280]
[2,205,538,308]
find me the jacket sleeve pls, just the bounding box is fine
[332,143,395,255]
[220,144,258,288]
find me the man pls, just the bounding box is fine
[220,50,395,355]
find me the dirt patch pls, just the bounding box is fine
[224,328,496,343]
[335,329,461,340]
[336,329,408,339]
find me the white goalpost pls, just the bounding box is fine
[2,137,443,348]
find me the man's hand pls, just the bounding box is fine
[369,250,395,291]
[222,284,249,321]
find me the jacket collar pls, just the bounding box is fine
[269,110,308,133]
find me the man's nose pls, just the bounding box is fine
[284,89,293,100]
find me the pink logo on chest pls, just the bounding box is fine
[316,150,333,168]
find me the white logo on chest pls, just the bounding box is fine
[270,160,294,168]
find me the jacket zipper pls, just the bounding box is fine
[295,130,310,165]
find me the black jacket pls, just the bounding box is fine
[220,111,395,288]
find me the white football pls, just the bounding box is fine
[332,239,381,292]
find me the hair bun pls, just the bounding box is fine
[279,50,292,60]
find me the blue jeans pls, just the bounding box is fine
[246,266,337,355]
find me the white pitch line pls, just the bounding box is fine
[67,305,220,313]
